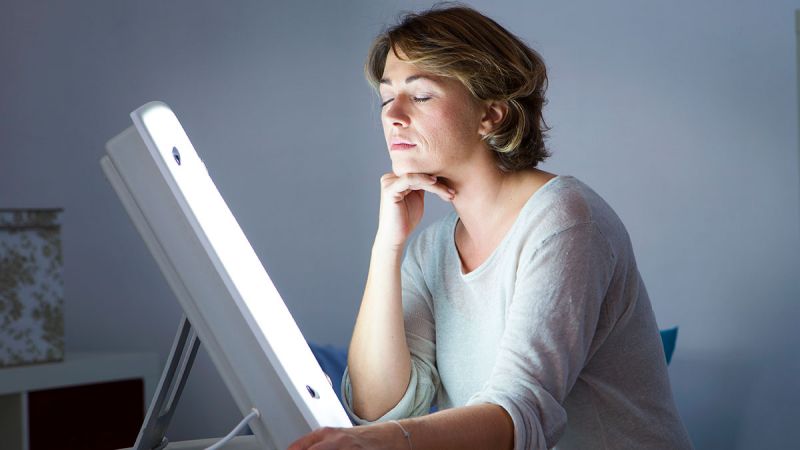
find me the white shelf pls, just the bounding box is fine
[0,351,160,450]
[0,351,160,401]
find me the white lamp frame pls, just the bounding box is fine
[101,102,351,450]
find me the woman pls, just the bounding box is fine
[290,5,693,450]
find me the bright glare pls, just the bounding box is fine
[134,103,349,426]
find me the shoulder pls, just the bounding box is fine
[519,175,629,261]
[526,176,594,228]
[523,176,621,231]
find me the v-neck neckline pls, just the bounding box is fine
[451,175,563,279]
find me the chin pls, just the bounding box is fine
[390,161,412,177]
[391,157,435,177]
[390,163,426,177]
[391,167,410,177]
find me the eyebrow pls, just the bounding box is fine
[379,74,436,86]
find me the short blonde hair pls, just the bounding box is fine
[366,4,551,171]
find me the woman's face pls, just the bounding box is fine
[379,50,487,177]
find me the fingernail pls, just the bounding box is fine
[448,188,456,194]
[429,176,438,182]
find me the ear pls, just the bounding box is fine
[478,100,508,137]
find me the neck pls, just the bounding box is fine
[442,163,542,245]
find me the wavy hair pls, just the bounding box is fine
[365,3,551,171]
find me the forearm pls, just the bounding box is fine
[347,240,412,420]
[290,403,514,450]
[392,403,514,450]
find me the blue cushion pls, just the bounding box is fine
[309,327,679,408]
[659,326,678,365]
[308,343,348,402]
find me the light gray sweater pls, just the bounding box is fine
[342,176,694,449]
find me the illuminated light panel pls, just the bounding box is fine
[103,102,351,450]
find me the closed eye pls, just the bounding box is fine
[381,96,432,108]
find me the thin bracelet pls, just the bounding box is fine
[389,420,413,450]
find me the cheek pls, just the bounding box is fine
[426,106,479,147]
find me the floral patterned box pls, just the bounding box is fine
[0,209,64,367]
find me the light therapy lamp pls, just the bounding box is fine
[101,102,351,450]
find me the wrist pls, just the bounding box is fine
[372,234,406,255]
[388,420,413,450]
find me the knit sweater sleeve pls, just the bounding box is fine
[341,234,440,423]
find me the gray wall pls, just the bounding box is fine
[1,0,798,447]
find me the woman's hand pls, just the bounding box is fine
[287,423,405,450]
[375,172,455,250]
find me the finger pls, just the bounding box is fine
[287,427,330,450]
[305,430,350,450]
[307,441,340,450]
[384,173,434,193]
[393,188,412,201]
[389,173,455,202]
[426,181,456,202]
[381,172,454,201]
[380,172,399,188]
[413,174,456,201]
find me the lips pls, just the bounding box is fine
[390,138,416,151]
[391,143,416,151]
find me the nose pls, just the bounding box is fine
[383,97,410,128]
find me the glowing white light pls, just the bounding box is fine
[112,102,351,439]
